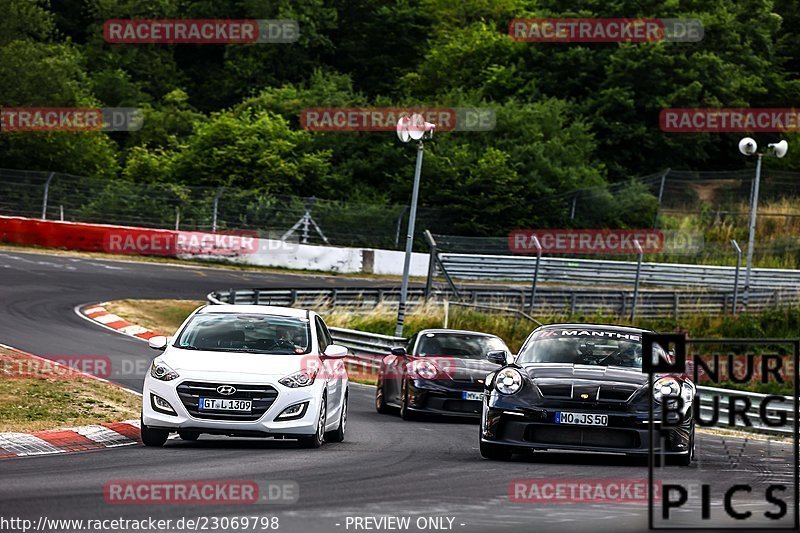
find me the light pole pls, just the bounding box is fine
[738,137,788,301]
[395,114,436,337]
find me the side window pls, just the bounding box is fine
[321,318,333,347]
[406,334,417,355]
[315,318,329,352]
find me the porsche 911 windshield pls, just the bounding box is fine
[416,333,507,359]
[174,313,311,354]
[517,330,644,368]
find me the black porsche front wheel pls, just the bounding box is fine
[375,369,393,414]
[480,440,513,461]
[399,379,418,421]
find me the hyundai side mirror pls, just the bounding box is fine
[486,350,508,366]
[148,336,170,350]
[391,346,407,357]
[323,344,348,358]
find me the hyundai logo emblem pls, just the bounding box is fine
[217,385,237,395]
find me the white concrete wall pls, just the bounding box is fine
[187,237,430,276]
[227,238,363,273]
[371,248,430,276]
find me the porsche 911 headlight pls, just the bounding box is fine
[279,369,317,388]
[680,383,694,404]
[495,368,523,395]
[150,360,179,381]
[411,359,438,380]
[653,377,680,403]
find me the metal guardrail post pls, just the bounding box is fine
[528,236,542,314]
[424,230,437,299]
[731,239,741,315]
[41,172,55,220]
[212,187,224,233]
[630,240,644,321]
[653,168,670,228]
[228,288,236,304]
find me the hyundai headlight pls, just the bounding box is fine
[653,377,680,403]
[495,368,523,395]
[150,360,179,381]
[411,359,438,380]
[279,369,317,388]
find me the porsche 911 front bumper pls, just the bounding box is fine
[481,401,693,456]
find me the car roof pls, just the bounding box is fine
[197,304,310,319]
[415,328,500,338]
[536,323,651,334]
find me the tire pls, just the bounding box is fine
[399,379,418,421]
[375,371,392,414]
[178,431,199,441]
[325,393,347,443]
[673,427,695,466]
[480,440,513,461]
[298,395,326,449]
[140,417,168,447]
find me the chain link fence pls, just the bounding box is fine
[2,167,800,259]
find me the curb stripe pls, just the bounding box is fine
[101,421,141,442]
[34,430,102,452]
[79,303,165,344]
[0,433,65,456]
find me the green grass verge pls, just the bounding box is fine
[0,347,140,432]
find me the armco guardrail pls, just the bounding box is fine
[696,386,794,435]
[438,253,800,289]
[208,286,797,319]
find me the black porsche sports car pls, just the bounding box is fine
[375,329,511,419]
[479,324,695,464]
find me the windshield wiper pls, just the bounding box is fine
[178,344,199,350]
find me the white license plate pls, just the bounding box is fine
[555,412,608,426]
[463,391,483,401]
[198,398,252,412]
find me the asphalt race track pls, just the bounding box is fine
[0,250,796,532]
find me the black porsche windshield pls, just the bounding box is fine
[517,328,646,368]
[174,313,312,354]
[414,333,508,359]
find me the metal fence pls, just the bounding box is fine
[436,253,800,290]
[0,168,456,249]
[207,285,798,321]
[695,386,794,436]
[8,166,800,255]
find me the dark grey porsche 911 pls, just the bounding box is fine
[479,324,696,464]
[375,329,511,420]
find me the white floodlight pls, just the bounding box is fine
[738,137,757,156]
[768,140,788,158]
[396,115,411,143]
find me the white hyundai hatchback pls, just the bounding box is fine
[141,304,349,448]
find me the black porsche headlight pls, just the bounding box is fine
[653,377,680,403]
[495,368,523,395]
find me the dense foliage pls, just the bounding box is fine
[3,0,800,236]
